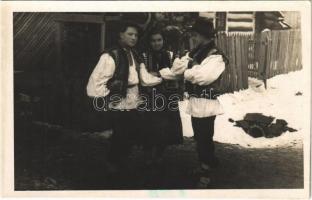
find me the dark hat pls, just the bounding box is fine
[190,17,216,38]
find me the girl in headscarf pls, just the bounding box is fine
[140,29,184,166]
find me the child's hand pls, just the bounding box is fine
[172,58,189,75]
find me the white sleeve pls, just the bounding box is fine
[171,53,192,75]
[86,53,115,97]
[184,55,225,86]
[157,50,181,80]
[139,63,163,86]
[169,51,173,59]
[159,68,181,80]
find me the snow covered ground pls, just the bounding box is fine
[179,70,310,148]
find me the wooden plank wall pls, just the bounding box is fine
[14,13,57,70]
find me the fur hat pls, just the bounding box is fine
[190,17,216,38]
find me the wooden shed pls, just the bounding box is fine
[14,13,124,130]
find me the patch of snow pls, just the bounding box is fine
[180,70,309,148]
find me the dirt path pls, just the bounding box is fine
[14,124,303,190]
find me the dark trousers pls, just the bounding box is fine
[108,110,141,165]
[191,115,217,166]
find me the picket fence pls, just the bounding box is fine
[190,29,302,92]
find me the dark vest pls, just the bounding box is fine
[105,46,142,98]
[142,49,183,95]
[185,41,229,99]
[143,49,172,72]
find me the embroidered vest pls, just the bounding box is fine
[185,42,229,99]
[142,50,183,94]
[105,46,142,97]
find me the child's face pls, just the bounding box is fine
[119,27,138,48]
[150,33,164,51]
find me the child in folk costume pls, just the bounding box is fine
[86,21,162,171]
[170,17,228,187]
[140,29,184,166]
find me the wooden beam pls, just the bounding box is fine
[228,12,254,14]
[100,22,106,52]
[104,15,122,21]
[54,14,122,24]
[54,13,105,24]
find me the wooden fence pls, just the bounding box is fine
[252,29,302,80]
[192,29,302,92]
[216,33,252,91]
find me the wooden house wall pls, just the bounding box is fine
[14,12,111,131]
[14,12,57,71]
[226,12,255,32]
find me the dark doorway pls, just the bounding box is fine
[58,22,109,130]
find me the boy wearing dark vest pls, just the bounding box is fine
[86,21,162,171]
[171,17,228,187]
